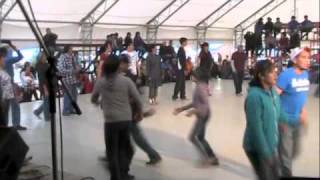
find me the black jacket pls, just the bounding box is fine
[177,47,186,71]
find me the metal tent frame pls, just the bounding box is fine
[0,0,293,48]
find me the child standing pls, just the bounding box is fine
[174,69,219,166]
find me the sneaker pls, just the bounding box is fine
[209,157,220,166]
[98,156,109,162]
[146,156,162,166]
[181,97,188,100]
[33,111,42,120]
[123,174,135,180]
[15,126,27,131]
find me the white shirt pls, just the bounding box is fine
[121,50,139,75]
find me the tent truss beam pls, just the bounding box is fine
[1,0,16,22]
[146,0,190,43]
[80,0,119,45]
[80,0,119,25]
[196,0,244,28]
[234,0,287,47]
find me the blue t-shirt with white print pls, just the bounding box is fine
[277,67,310,125]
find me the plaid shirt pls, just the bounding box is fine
[57,53,79,85]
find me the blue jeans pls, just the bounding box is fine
[34,96,50,121]
[63,84,78,115]
[9,99,21,127]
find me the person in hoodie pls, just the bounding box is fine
[243,60,287,180]
[91,55,143,180]
[174,68,219,166]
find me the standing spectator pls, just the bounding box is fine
[133,32,146,58]
[174,69,219,166]
[20,62,38,102]
[91,55,143,180]
[244,60,287,180]
[124,32,132,48]
[288,16,300,35]
[264,17,274,35]
[57,45,80,116]
[97,41,113,79]
[289,31,301,49]
[231,45,247,96]
[274,17,283,37]
[197,42,213,94]
[159,40,176,82]
[121,41,140,85]
[300,15,314,40]
[172,37,188,100]
[146,45,162,105]
[0,47,15,127]
[4,42,26,130]
[33,53,50,121]
[265,32,277,57]
[43,28,58,55]
[244,32,256,55]
[255,18,264,56]
[277,47,311,177]
[278,32,290,55]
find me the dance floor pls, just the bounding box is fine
[15,80,319,180]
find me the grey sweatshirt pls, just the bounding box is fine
[91,74,143,123]
[192,83,210,118]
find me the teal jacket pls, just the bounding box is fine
[243,87,287,159]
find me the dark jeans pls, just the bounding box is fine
[189,115,216,160]
[131,122,160,160]
[63,84,78,115]
[232,71,244,94]
[0,99,10,126]
[9,99,21,127]
[245,151,280,180]
[105,121,134,180]
[173,70,186,99]
[34,96,50,121]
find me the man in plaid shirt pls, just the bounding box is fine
[57,45,80,116]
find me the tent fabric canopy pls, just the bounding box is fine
[2,0,319,28]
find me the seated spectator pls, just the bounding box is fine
[274,17,282,37]
[20,62,39,102]
[264,17,274,35]
[265,32,276,57]
[288,16,300,35]
[289,31,301,49]
[300,15,314,40]
[278,32,290,55]
[134,32,146,58]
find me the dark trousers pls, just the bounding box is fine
[189,115,216,160]
[131,122,160,160]
[232,71,244,94]
[105,121,134,180]
[0,99,10,126]
[149,86,158,99]
[245,151,280,180]
[173,70,186,99]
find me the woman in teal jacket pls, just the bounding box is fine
[243,60,287,180]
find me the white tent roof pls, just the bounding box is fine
[2,0,319,28]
